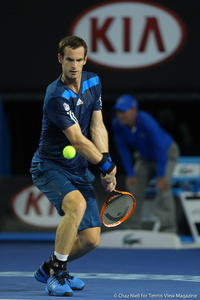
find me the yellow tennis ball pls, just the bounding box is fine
[63,146,76,159]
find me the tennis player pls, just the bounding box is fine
[30,35,117,296]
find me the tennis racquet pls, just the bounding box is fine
[100,189,136,227]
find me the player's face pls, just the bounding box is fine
[58,46,87,81]
[116,109,137,128]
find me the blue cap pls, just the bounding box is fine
[114,94,138,112]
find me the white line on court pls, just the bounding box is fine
[0,272,200,283]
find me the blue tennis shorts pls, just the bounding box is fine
[30,161,102,231]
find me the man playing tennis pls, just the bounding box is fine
[30,35,117,296]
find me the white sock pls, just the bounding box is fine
[54,251,69,262]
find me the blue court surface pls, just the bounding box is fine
[0,242,200,299]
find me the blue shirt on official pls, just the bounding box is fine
[112,110,173,178]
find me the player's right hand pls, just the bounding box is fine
[100,166,117,192]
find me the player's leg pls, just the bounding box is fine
[35,227,101,287]
[31,162,87,295]
[54,190,86,256]
[35,196,100,295]
[38,190,87,296]
[66,173,102,261]
[45,190,87,295]
[32,163,101,295]
[68,226,101,262]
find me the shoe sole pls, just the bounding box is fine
[45,287,73,296]
[71,284,85,290]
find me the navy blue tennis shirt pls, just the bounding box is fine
[112,110,173,177]
[32,71,102,175]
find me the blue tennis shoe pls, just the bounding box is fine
[34,262,85,290]
[34,263,49,283]
[45,271,73,296]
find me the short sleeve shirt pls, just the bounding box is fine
[32,71,102,175]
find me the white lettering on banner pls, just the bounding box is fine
[70,1,186,69]
[11,185,62,227]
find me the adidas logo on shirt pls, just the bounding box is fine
[77,98,83,106]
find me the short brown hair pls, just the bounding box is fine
[58,36,88,57]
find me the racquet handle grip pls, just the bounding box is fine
[100,173,113,181]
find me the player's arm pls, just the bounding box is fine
[90,110,109,152]
[89,110,117,191]
[63,122,102,164]
[62,123,116,191]
[46,95,114,172]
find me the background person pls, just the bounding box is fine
[112,94,179,233]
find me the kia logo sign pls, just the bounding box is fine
[70,1,186,69]
[11,185,62,228]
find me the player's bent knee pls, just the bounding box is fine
[66,201,86,217]
[61,192,86,217]
[85,237,100,251]
[84,229,101,250]
[92,235,100,249]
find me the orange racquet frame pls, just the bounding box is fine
[100,189,136,227]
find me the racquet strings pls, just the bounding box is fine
[102,193,134,225]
